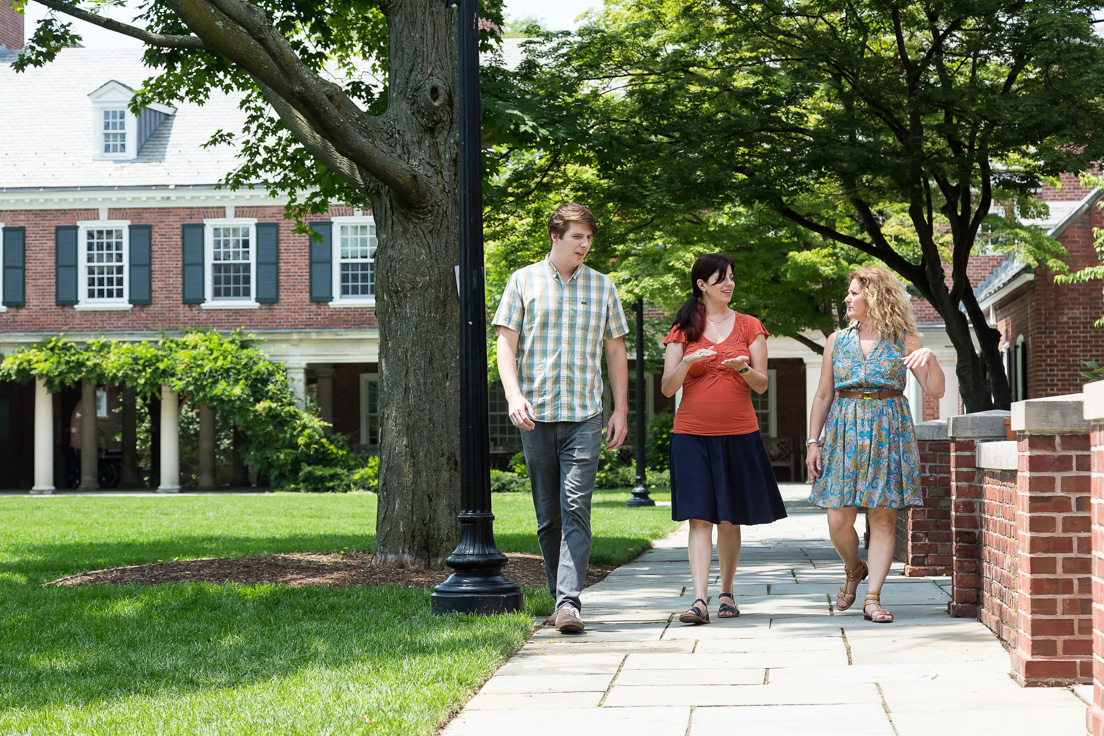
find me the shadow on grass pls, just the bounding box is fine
[1,533,376,586]
[0,581,537,714]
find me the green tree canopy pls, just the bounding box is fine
[493,0,1104,411]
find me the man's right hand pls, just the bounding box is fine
[507,394,537,431]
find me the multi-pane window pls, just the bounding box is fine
[488,382,519,453]
[336,220,377,301]
[102,110,126,154]
[360,374,380,447]
[749,369,777,436]
[83,227,126,302]
[211,226,252,300]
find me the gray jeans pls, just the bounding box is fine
[520,413,603,612]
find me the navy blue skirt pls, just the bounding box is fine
[670,431,788,525]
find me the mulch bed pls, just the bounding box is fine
[45,551,616,590]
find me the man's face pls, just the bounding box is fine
[550,222,594,269]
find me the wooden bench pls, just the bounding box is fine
[764,436,798,482]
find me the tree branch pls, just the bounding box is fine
[254,81,369,192]
[164,0,423,205]
[31,0,206,48]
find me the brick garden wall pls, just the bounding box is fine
[895,432,952,575]
[980,467,1019,648]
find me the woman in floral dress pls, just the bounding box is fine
[806,266,945,623]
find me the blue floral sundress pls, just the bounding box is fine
[808,326,922,509]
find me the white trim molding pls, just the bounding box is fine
[329,215,377,307]
[203,218,258,307]
[75,219,131,309]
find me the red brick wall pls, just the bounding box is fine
[1021,204,1104,399]
[1088,423,1104,736]
[950,437,983,617]
[1038,172,1099,202]
[980,466,1019,648]
[1011,432,1093,687]
[0,206,376,333]
[895,436,952,575]
[0,5,21,50]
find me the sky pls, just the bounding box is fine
[22,0,604,49]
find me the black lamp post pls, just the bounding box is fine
[431,0,524,615]
[625,298,655,508]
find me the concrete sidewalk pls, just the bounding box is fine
[443,483,1089,736]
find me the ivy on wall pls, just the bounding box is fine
[0,330,355,486]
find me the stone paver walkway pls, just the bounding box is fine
[443,483,1089,736]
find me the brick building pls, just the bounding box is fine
[0,18,380,490]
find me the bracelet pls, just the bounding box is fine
[805,438,820,446]
[738,366,750,374]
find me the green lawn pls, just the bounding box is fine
[0,489,676,735]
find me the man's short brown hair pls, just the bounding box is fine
[548,203,598,241]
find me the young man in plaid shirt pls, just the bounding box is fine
[493,203,629,634]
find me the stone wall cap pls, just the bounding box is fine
[977,440,1017,471]
[947,410,1010,439]
[914,419,949,441]
[1084,381,1104,423]
[1011,393,1088,434]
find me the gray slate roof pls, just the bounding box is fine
[0,47,247,190]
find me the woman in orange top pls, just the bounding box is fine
[661,253,787,624]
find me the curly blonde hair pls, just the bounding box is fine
[849,266,917,339]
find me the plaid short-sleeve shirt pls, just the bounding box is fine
[493,257,629,422]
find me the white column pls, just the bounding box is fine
[804,355,823,441]
[286,365,307,410]
[79,380,98,490]
[197,404,216,490]
[31,378,54,494]
[316,365,335,433]
[157,384,180,493]
[905,372,924,422]
[937,351,960,420]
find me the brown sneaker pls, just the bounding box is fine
[545,614,556,626]
[554,604,585,634]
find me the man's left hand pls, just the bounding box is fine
[605,411,628,449]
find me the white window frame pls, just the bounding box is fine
[95,389,108,419]
[0,222,5,313]
[1014,334,1027,402]
[750,369,778,437]
[330,215,377,307]
[359,372,380,447]
[74,220,132,311]
[202,218,259,309]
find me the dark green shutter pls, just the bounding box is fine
[256,223,279,303]
[182,224,204,304]
[128,225,152,305]
[309,221,333,302]
[56,226,78,306]
[2,227,25,308]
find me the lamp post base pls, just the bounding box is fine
[626,480,655,507]
[431,572,525,615]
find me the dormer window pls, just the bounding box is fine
[89,81,176,162]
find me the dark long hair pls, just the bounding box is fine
[673,253,735,342]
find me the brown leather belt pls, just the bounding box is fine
[837,389,903,400]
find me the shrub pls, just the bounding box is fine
[490,470,530,493]
[350,456,379,491]
[508,451,528,477]
[647,469,671,489]
[646,412,675,470]
[289,464,355,493]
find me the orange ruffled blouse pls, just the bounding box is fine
[663,312,769,436]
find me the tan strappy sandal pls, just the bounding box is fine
[863,591,893,623]
[836,559,868,611]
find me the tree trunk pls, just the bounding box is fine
[370,0,461,567]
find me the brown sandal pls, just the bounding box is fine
[863,591,893,623]
[836,560,868,611]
